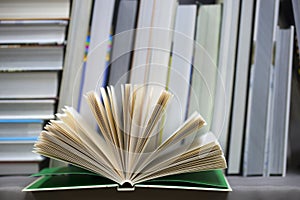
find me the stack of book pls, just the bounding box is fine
[0,0,70,175]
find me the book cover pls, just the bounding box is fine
[24,166,230,192]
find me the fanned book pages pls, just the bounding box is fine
[24,84,230,191]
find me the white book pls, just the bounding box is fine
[130,0,155,84]
[0,72,58,98]
[78,0,115,129]
[0,100,55,119]
[0,140,43,175]
[164,5,197,140]
[0,45,64,71]
[130,0,177,88]
[227,0,255,174]
[0,0,70,20]
[210,0,240,152]
[0,141,43,160]
[129,0,177,143]
[0,119,43,138]
[57,0,93,111]
[147,0,177,88]
[267,27,294,176]
[0,20,68,44]
[243,0,280,176]
[53,0,93,168]
[108,0,138,86]
[189,4,222,135]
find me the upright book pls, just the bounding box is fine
[130,0,177,87]
[108,0,138,86]
[243,0,279,176]
[164,5,197,140]
[266,27,294,176]
[24,84,230,191]
[210,0,240,152]
[57,0,93,112]
[227,0,255,174]
[188,4,222,135]
[78,0,115,129]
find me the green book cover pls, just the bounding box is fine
[23,166,231,192]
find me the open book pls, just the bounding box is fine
[24,84,229,191]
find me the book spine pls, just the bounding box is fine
[210,0,240,153]
[108,0,138,86]
[227,0,255,175]
[78,0,116,130]
[243,0,279,176]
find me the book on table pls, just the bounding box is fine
[23,84,230,192]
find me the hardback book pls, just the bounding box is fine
[0,45,64,71]
[0,71,58,98]
[210,0,240,153]
[188,4,222,135]
[0,140,40,158]
[130,0,177,87]
[0,0,70,20]
[0,20,68,44]
[0,99,55,119]
[108,0,138,86]
[129,0,155,84]
[0,119,44,139]
[227,0,255,174]
[243,0,279,176]
[78,0,115,130]
[129,0,177,144]
[24,84,230,191]
[146,0,177,87]
[57,0,93,112]
[164,5,197,141]
[0,119,44,175]
[266,27,294,176]
[0,140,44,175]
